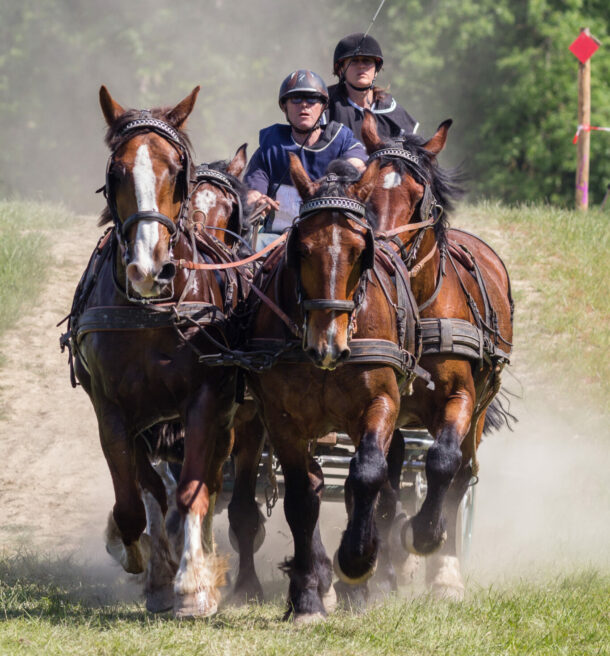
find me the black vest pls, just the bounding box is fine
[326,83,418,142]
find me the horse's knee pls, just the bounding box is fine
[349,439,387,497]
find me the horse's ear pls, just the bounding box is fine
[227,143,248,178]
[99,85,125,126]
[361,110,384,154]
[347,159,380,203]
[422,119,452,156]
[167,86,201,129]
[289,152,317,200]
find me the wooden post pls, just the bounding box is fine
[576,28,592,211]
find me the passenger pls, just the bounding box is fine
[244,69,367,248]
[327,33,419,142]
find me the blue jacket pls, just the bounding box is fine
[244,121,367,195]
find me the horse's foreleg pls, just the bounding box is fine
[98,409,149,574]
[277,439,327,623]
[227,405,266,603]
[335,395,397,587]
[402,391,472,556]
[137,452,179,613]
[173,382,234,618]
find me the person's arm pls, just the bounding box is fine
[244,148,280,214]
[341,130,368,172]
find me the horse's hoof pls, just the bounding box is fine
[322,583,337,613]
[333,580,368,613]
[228,583,264,607]
[430,582,465,602]
[292,612,325,626]
[173,592,218,619]
[401,518,447,555]
[396,553,422,586]
[146,585,174,613]
[333,550,377,585]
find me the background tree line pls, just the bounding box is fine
[1,0,608,211]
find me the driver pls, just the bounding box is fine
[244,69,367,248]
[327,33,419,141]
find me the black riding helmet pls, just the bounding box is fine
[333,33,384,75]
[278,70,329,109]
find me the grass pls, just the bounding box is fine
[453,202,609,416]
[0,553,607,655]
[0,200,76,337]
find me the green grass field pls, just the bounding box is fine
[0,553,607,656]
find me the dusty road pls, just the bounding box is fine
[0,217,608,590]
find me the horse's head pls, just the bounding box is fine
[361,110,452,238]
[191,144,250,248]
[99,85,199,299]
[287,153,379,369]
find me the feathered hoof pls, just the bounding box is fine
[322,583,337,614]
[173,591,218,619]
[146,585,174,613]
[430,582,465,602]
[292,612,326,626]
[400,518,447,556]
[333,550,377,585]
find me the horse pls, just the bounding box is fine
[63,86,245,617]
[359,110,514,598]
[227,153,436,622]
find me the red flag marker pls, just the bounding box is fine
[569,32,599,64]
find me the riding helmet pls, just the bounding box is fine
[333,33,384,74]
[278,70,329,108]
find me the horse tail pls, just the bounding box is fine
[482,391,518,435]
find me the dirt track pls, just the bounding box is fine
[0,218,608,586]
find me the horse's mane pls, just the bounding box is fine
[98,106,195,227]
[372,132,466,246]
[312,159,379,229]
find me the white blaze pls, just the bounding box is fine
[131,144,160,275]
[195,189,217,217]
[383,171,402,189]
[325,225,341,348]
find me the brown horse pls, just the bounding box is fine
[65,86,243,617]
[230,153,435,622]
[360,110,513,598]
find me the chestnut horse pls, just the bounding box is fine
[360,111,513,599]
[230,154,434,622]
[64,86,243,617]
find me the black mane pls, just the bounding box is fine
[309,159,379,228]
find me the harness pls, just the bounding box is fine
[369,144,513,366]
[60,116,248,385]
[240,180,433,388]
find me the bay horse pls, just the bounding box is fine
[63,86,243,617]
[360,110,514,599]
[230,154,431,622]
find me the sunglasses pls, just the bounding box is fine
[287,96,324,106]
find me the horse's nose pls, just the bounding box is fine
[306,344,350,370]
[126,261,149,284]
[154,261,176,284]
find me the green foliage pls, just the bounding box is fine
[1,2,609,206]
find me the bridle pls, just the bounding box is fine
[190,164,251,252]
[285,182,375,342]
[101,112,192,254]
[368,144,444,272]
